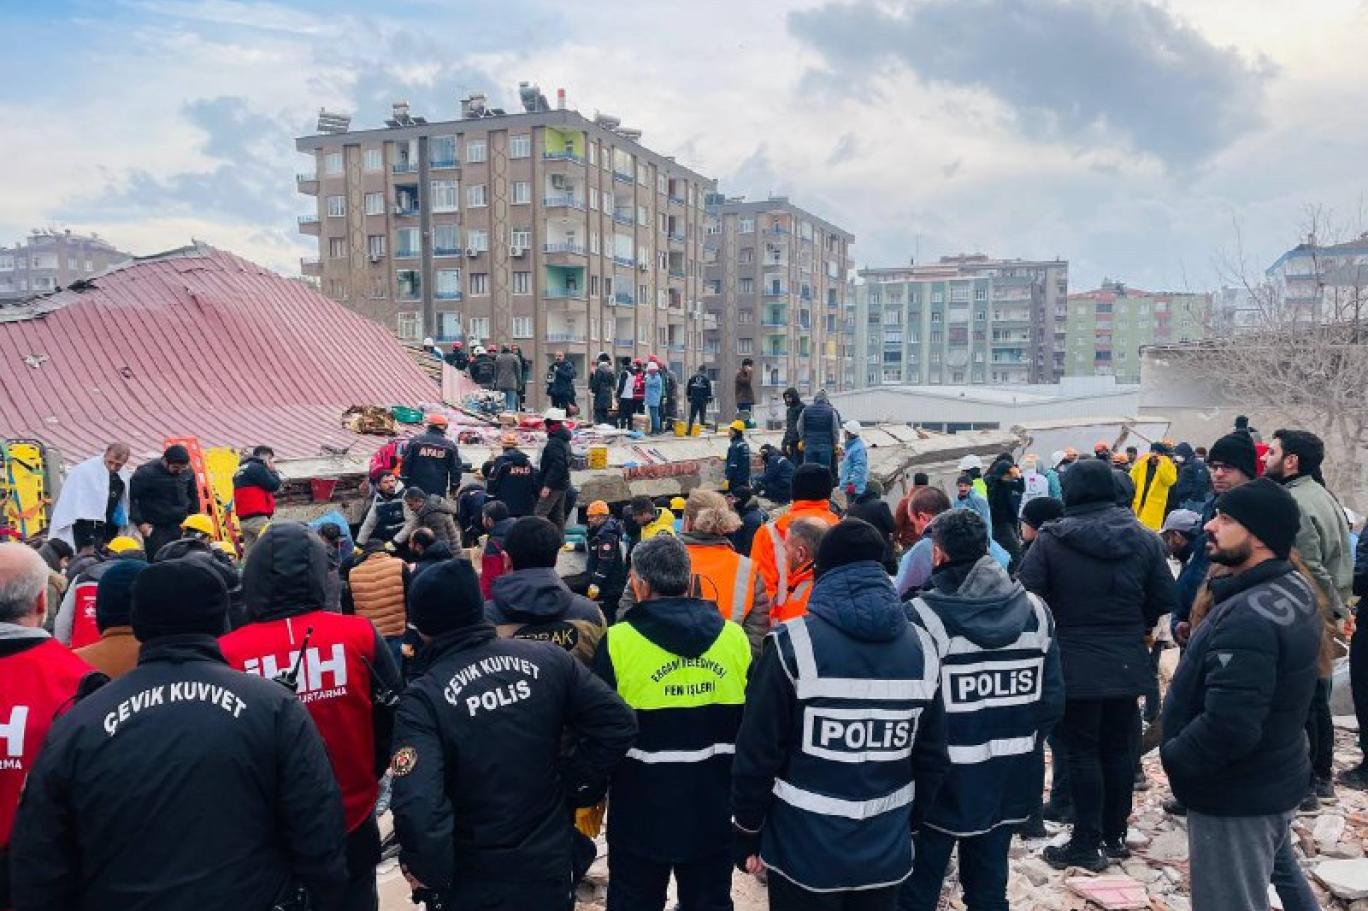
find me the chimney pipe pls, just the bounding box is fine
[557,88,566,110]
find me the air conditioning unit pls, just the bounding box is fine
[509,245,525,257]
[465,248,479,258]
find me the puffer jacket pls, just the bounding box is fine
[348,549,409,638]
[1018,459,1176,699]
[485,567,606,667]
[539,426,573,492]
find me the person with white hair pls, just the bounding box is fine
[47,443,133,549]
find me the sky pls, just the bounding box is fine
[4,0,1368,291]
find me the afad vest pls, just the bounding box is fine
[219,611,379,832]
[908,593,1054,836]
[1,639,91,847]
[762,613,940,893]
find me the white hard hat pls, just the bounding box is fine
[423,337,434,347]
[958,454,983,471]
[1051,450,1066,468]
[543,407,567,422]
[842,419,862,435]
[473,345,486,355]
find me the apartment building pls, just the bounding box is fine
[702,196,854,417]
[0,230,131,299]
[1265,233,1368,323]
[853,254,1069,389]
[1065,281,1209,383]
[295,87,716,405]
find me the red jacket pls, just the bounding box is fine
[2,638,92,857]
[232,458,282,520]
[220,610,391,832]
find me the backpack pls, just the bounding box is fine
[368,439,403,484]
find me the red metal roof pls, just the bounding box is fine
[0,245,437,462]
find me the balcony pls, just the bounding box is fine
[543,150,585,164]
[394,248,420,259]
[667,231,686,244]
[429,158,459,170]
[763,259,789,271]
[615,337,635,348]
[762,347,790,358]
[435,290,463,301]
[760,317,787,328]
[392,162,419,175]
[613,170,634,184]
[546,331,587,343]
[543,195,586,210]
[433,246,461,257]
[300,257,320,276]
[612,255,636,269]
[297,215,320,235]
[612,210,634,226]
[393,204,420,217]
[613,291,635,307]
[543,243,587,256]
[763,287,789,298]
[704,311,718,327]
[703,342,720,355]
[544,288,585,300]
[668,194,686,206]
[765,226,791,236]
[296,173,318,194]
[668,269,685,280]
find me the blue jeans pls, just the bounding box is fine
[648,405,661,433]
[504,390,518,411]
[899,824,1013,911]
[805,446,833,469]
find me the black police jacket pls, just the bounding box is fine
[9,636,348,911]
[389,624,636,890]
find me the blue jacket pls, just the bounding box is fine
[955,490,992,531]
[732,562,950,892]
[644,372,664,407]
[1171,493,1216,635]
[906,556,1064,835]
[725,438,751,491]
[755,455,795,504]
[894,530,1010,598]
[838,436,868,495]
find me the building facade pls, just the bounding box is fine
[1064,281,1209,383]
[0,230,131,299]
[1265,233,1368,323]
[853,255,1069,389]
[702,196,853,417]
[295,90,716,404]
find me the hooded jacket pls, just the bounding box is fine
[1018,459,1177,699]
[731,498,769,557]
[782,390,805,447]
[907,556,1064,835]
[413,539,455,581]
[485,567,607,668]
[838,435,869,496]
[398,494,461,550]
[1169,443,1211,508]
[220,523,401,831]
[757,452,795,504]
[231,456,282,520]
[589,363,617,409]
[644,371,664,407]
[539,425,573,492]
[586,517,628,602]
[153,538,245,629]
[984,458,1024,527]
[732,561,949,893]
[845,490,898,574]
[1129,454,1177,531]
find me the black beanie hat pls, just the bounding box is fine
[815,518,886,576]
[792,463,835,502]
[1021,496,1065,530]
[163,444,191,465]
[408,558,486,636]
[131,560,229,640]
[1208,432,1258,480]
[1214,478,1300,559]
[95,559,147,632]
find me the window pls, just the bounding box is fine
[638,324,651,344]
[513,316,533,338]
[396,270,420,299]
[930,311,942,323]
[467,229,489,252]
[435,270,461,299]
[931,289,944,304]
[587,143,597,166]
[638,283,648,304]
[740,278,754,294]
[367,235,386,258]
[637,206,648,226]
[603,191,613,212]
[739,218,755,234]
[396,311,421,340]
[434,224,460,255]
[513,272,531,295]
[590,232,600,254]
[469,273,489,295]
[465,140,487,163]
[589,192,598,211]
[324,152,343,176]
[466,184,487,208]
[364,192,384,215]
[326,195,345,217]
[432,180,459,212]
[509,134,531,158]
[738,338,753,354]
[395,227,420,257]
[469,317,490,340]
[328,237,346,258]
[738,310,754,325]
[590,275,600,297]
[739,248,754,265]
[429,136,457,167]
[363,149,382,172]
[638,164,649,186]
[512,180,531,205]
[975,287,987,301]
[510,228,531,249]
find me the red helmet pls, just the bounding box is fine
[453,340,464,348]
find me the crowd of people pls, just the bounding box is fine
[1,413,1364,911]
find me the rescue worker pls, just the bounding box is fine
[685,365,713,434]
[478,502,515,598]
[485,516,607,667]
[348,541,410,668]
[724,420,750,493]
[593,535,751,911]
[1130,441,1178,531]
[231,444,282,553]
[679,490,770,656]
[960,454,989,499]
[754,444,795,505]
[750,464,840,619]
[627,495,677,554]
[900,510,1064,911]
[0,543,98,909]
[796,389,841,473]
[129,443,198,558]
[669,496,687,534]
[401,415,462,503]
[356,471,407,546]
[732,519,950,909]
[537,408,573,530]
[389,559,637,910]
[444,339,470,372]
[156,513,244,627]
[11,559,349,911]
[469,344,497,388]
[219,522,401,911]
[53,534,144,647]
[72,559,146,679]
[838,420,868,499]
[775,517,825,622]
[728,486,768,558]
[485,433,539,518]
[586,501,628,623]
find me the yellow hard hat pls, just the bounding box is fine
[669,496,687,511]
[107,535,141,554]
[181,514,215,536]
[587,500,610,517]
[728,420,746,433]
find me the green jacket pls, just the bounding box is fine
[1285,474,1353,616]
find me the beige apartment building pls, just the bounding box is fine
[703,197,854,419]
[0,230,131,299]
[295,87,716,407]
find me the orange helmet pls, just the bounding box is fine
[425,413,449,429]
[1093,440,1110,453]
[587,500,610,517]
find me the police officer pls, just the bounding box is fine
[402,415,462,503]
[485,433,539,518]
[593,535,750,911]
[732,519,950,910]
[356,471,407,546]
[899,510,1064,911]
[390,558,637,910]
[220,523,402,911]
[585,501,627,623]
[0,543,98,909]
[10,559,348,911]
